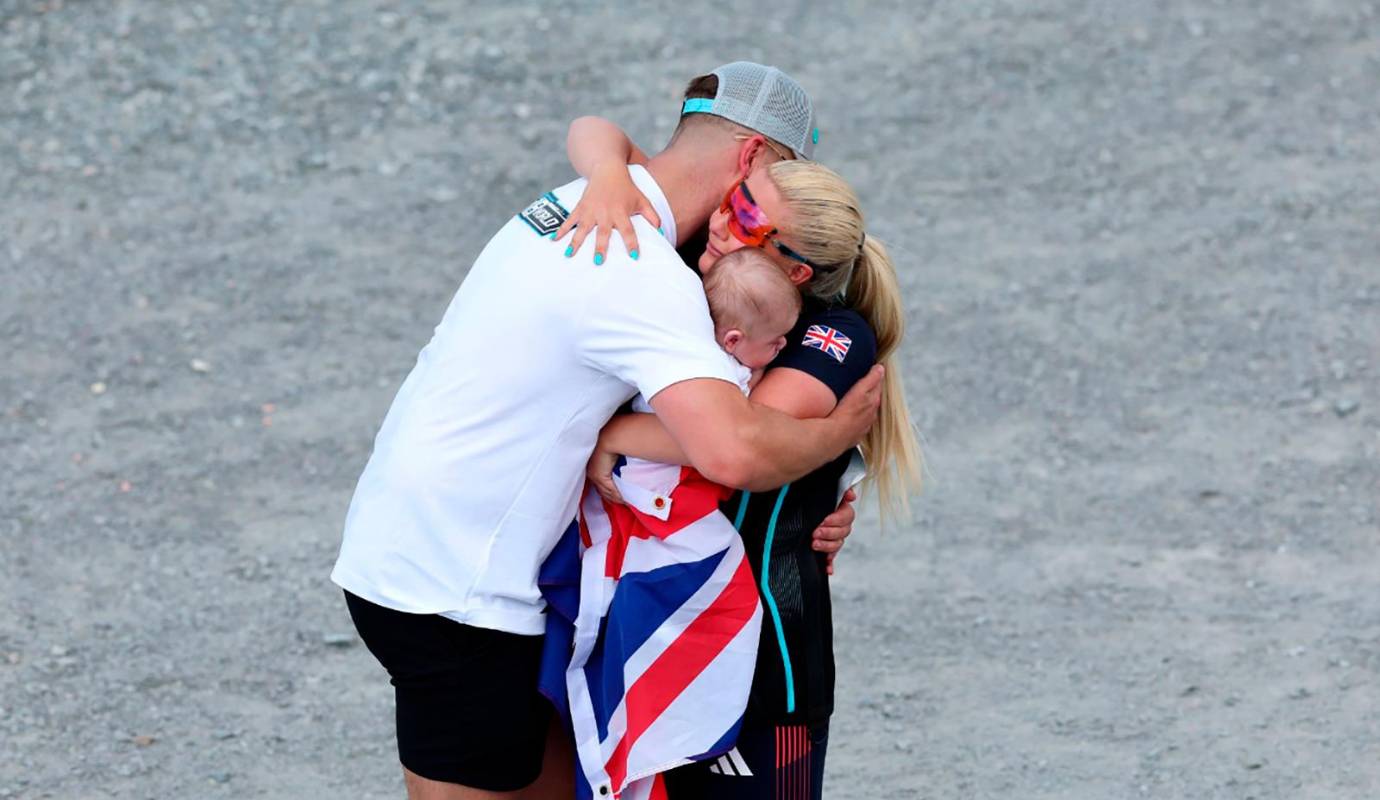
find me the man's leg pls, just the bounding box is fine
[516,716,576,800]
[403,766,529,800]
[344,591,552,797]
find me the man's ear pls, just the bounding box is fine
[735,135,766,178]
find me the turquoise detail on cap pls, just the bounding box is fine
[812,127,820,144]
[681,98,714,115]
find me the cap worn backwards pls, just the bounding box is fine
[680,61,819,160]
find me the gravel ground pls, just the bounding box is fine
[3,1,1378,798]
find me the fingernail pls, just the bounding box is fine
[564,246,574,258]
[629,250,639,261]
[657,227,665,236]
[550,232,558,240]
[594,253,605,266]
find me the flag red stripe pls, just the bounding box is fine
[602,556,759,791]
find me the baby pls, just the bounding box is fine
[548,248,803,798]
[702,248,802,385]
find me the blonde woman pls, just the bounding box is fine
[561,105,922,800]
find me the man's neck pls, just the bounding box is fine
[643,150,732,248]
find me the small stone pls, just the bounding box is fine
[428,187,459,204]
[49,645,69,657]
[189,359,210,373]
[513,103,531,120]
[322,633,356,648]
[209,772,232,784]
[298,152,329,171]
[213,730,239,740]
[1333,398,1359,417]
[132,734,156,747]
[1288,687,1312,700]
[89,382,107,395]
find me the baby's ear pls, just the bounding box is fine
[721,329,744,352]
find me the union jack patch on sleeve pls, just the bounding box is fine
[802,325,851,363]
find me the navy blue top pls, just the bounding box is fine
[769,298,877,401]
[728,295,878,727]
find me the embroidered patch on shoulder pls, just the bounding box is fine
[517,192,569,236]
[802,325,851,363]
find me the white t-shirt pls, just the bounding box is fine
[330,167,743,635]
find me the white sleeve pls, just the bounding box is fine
[579,264,743,401]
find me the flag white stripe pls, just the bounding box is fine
[616,610,762,787]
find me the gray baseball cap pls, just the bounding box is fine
[680,62,819,160]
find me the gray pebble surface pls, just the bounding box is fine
[2,1,1378,798]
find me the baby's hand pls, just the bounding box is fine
[586,445,625,505]
[554,162,662,265]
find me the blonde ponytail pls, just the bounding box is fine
[767,161,924,521]
[846,236,923,521]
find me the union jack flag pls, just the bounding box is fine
[801,324,851,363]
[539,458,763,800]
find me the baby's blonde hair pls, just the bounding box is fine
[703,248,802,337]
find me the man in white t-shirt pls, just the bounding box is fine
[331,63,881,800]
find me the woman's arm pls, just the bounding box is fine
[566,116,650,176]
[555,117,661,263]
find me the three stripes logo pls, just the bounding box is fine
[707,747,754,777]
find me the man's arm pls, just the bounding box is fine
[647,368,883,491]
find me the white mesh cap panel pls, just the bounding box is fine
[707,62,817,159]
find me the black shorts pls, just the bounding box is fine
[344,591,552,791]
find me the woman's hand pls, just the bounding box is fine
[812,488,857,575]
[586,445,625,505]
[554,162,662,265]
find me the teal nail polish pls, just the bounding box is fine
[629,250,639,261]
[564,246,574,258]
[657,227,665,236]
[550,232,558,240]
[594,253,605,266]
